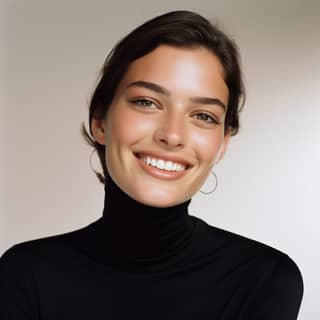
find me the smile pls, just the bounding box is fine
[134,152,191,180]
[138,154,187,172]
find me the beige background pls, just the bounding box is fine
[1,0,319,318]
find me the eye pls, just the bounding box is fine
[193,112,219,124]
[130,98,157,108]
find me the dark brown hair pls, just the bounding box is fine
[81,10,245,184]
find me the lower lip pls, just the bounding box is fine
[134,154,190,180]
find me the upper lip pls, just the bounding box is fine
[134,151,193,168]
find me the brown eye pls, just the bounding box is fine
[194,112,219,124]
[131,99,157,108]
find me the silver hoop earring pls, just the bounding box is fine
[89,149,102,176]
[89,148,107,184]
[200,170,218,195]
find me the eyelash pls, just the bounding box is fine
[130,98,219,125]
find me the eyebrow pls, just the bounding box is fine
[126,80,226,111]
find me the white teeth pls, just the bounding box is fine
[157,159,165,169]
[140,155,187,171]
[176,164,185,171]
[164,161,174,171]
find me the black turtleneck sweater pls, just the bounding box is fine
[0,174,303,319]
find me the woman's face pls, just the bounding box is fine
[92,45,231,207]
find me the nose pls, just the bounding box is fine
[154,110,186,149]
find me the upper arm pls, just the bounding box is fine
[244,253,304,320]
[0,245,40,320]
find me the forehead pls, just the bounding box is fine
[115,44,228,101]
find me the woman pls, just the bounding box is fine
[0,10,303,319]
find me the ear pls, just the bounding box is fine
[215,127,232,164]
[91,117,106,145]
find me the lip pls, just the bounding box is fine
[133,151,193,168]
[134,153,191,180]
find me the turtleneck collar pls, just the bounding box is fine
[100,173,196,270]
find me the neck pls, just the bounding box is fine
[100,173,195,268]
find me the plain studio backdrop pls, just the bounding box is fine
[0,0,319,318]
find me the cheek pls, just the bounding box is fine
[107,106,155,145]
[191,130,223,163]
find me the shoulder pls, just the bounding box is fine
[0,238,66,319]
[0,220,97,270]
[0,221,102,318]
[194,216,304,289]
[0,234,67,275]
[194,216,304,317]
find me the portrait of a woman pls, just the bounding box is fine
[0,10,304,319]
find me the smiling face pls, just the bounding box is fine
[92,44,231,207]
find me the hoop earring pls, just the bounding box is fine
[200,170,218,195]
[89,149,103,177]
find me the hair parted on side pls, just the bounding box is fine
[81,10,245,184]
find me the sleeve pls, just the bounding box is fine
[244,253,304,320]
[0,245,40,320]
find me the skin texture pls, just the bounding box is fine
[92,45,231,208]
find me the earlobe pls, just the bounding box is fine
[91,118,106,145]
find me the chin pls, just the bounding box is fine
[143,191,187,208]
